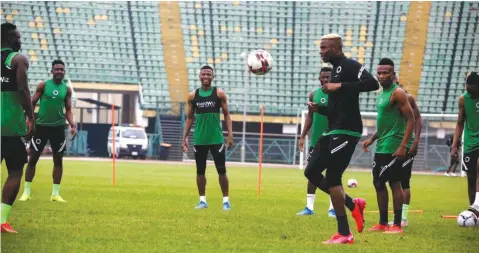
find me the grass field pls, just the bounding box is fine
[1,159,478,253]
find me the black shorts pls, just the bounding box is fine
[373,153,403,184]
[463,148,479,176]
[400,155,415,190]
[30,125,66,155]
[306,134,359,186]
[193,144,226,175]
[1,136,28,170]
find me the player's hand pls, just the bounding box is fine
[322,83,341,93]
[226,134,233,148]
[393,145,407,160]
[298,137,305,152]
[25,116,35,137]
[450,146,458,161]
[362,138,374,152]
[409,141,419,156]
[307,102,319,112]
[182,138,188,153]
[70,124,77,140]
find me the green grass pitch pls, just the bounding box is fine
[1,159,478,253]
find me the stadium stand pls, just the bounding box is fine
[2,1,478,116]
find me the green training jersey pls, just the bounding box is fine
[463,92,479,153]
[1,48,27,137]
[310,88,328,148]
[375,83,413,153]
[36,79,68,126]
[192,87,224,145]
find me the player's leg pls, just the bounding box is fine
[323,135,363,244]
[384,161,404,233]
[1,137,27,233]
[210,144,230,210]
[466,150,479,215]
[19,127,47,201]
[304,136,358,215]
[298,147,317,215]
[400,156,414,226]
[49,126,67,202]
[368,154,390,232]
[193,145,209,209]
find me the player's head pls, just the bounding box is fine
[319,34,343,63]
[377,58,395,88]
[466,72,479,96]
[1,23,21,52]
[51,60,65,81]
[199,65,214,88]
[319,67,332,86]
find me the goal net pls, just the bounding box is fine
[299,110,466,177]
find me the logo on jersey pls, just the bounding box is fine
[196,101,216,108]
[320,98,326,104]
[476,102,479,112]
[465,156,470,163]
[336,66,342,73]
[0,77,10,83]
[53,90,59,96]
[357,66,365,79]
[35,139,41,144]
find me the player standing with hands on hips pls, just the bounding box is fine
[182,66,233,211]
[305,34,379,244]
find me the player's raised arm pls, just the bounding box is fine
[340,61,379,93]
[451,96,465,158]
[182,92,195,152]
[218,88,233,148]
[392,88,415,160]
[407,94,422,156]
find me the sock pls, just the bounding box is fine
[223,196,229,203]
[345,195,355,212]
[329,197,334,210]
[199,196,207,203]
[306,194,315,210]
[402,204,409,221]
[24,182,32,195]
[1,203,12,223]
[474,192,479,206]
[336,215,350,236]
[394,209,402,227]
[52,184,60,196]
[379,209,388,225]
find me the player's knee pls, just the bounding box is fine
[216,167,226,175]
[304,166,322,186]
[196,167,206,176]
[373,179,386,191]
[325,172,342,187]
[401,180,410,190]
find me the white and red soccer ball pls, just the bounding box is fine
[457,210,478,227]
[247,49,273,75]
[347,179,358,188]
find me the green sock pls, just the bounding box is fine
[402,204,409,221]
[24,182,32,195]
[52,184,60,196]
[1,203,12,223]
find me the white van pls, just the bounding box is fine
[107,125,148,159]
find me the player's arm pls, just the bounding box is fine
[339,61,379,93]
[408,94,422,147]
[65,87,77,131]
[300,92,314,139]
[181,92,195,152]
[31,81,45,108]
[393,89,415,157]
[451,96,465,157]
[13,54,34,121]
[298,92,314,151]
[218,88,233,147]
[362,131,378,152]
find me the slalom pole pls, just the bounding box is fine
[112,104,116,187]
[258,104,264,197]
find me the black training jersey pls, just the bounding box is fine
[322,55,379,137]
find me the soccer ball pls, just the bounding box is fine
[347,179,358,188]
[457,210,478,227]
[247,49,273,75]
